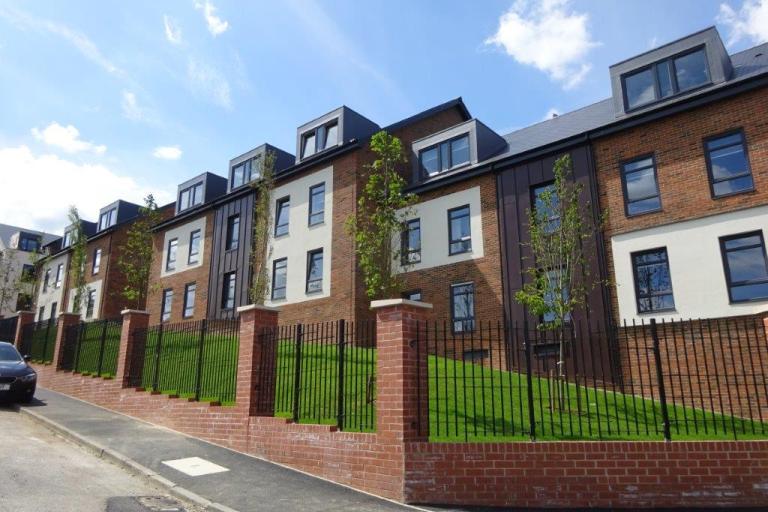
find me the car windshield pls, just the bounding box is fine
[0,344,22,362]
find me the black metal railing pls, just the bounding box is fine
[259,320,377,432]
[127,319,240,405]
[0,316,18,342]
[419,316,768,442]
[59,319,123,377]
[19,319,57,363]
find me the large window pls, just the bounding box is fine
[451,283,475,333]
[43,269,51,292]
[226,215,240,251]
[308,183,325,226]
[621,155,661,216]
[62,230,73,248]
[166,238,178,271]
[301,120,338,159]
[18,234,40,252]
[271,258,287,300]
[86,289,96,319]
[632,248,675,313]
[532,183,560,233]
[401,218,421,264]
[99,208,116,231]
[541,268,571,324]
[720,231,768,303]
[419,134,470,177]
[183,283,196,318]
[221,272,236,310]
[92,248,102,274]
[306,249,323,294]
[55,264,63,288]
[275,197,290,237]
[623,47,710,110]
[231,157,260,189]
[448,205,472,255]
[188,230,201,264]
[705,130,754,198]
[178,183,203,212]
[161,289,173,322]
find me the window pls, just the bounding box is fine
[92,248,101,274]
[21,264,34,281]
[448,205,472,255]
[542,268,571,324]
[451,283,475,333]
[705,131,754,198]
[43,269,51,292]
[306,249,323,294]
[720,231,768,303]
[275,197,290,237]
[18,234,40,252]
[38,306,45,322]
[532,183,560,233]
[63,230,72,248]
[50,302,57,320]
[166,238,178,271]
[231,158,259,189]
[301,120,338,158]
[403,290,422,302]
[271,258,287,300]
[188,230,201,264]
[178,183,204,212]
[183,283,196,318]
[419,134,470,177]
[99,208,116,231]
[401,219,421,264]
[55,264,63,288]
[308,183,325,226]
[222,272,236,309]
[161,289,173,322]
[85,289,96,319]
[632,248,675,313]
[226,215,240,251]
[621,155,661,216]
[623,47,709,110]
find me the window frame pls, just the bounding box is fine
[98,208,116,231]
[166,238,178,272]
[450,282,475,334]
[703,128,755,199]
[188,229,201,264]
[305,249,323,294]
[225,215,240,251]
[230,158,253,189]
[274,196,290,237]
[55,263,63,288]
[271,257,287,300]
[221,271,236,310]
[92,248,102,275]
[447,205,472,256]
[63,230,73,248]
[401,218,422,265]
[43,268,51,292]
[631,247,676,314]
[178,182,204,212]
[18,234,40,252]
[621,45,711,112]
[719,230,768,304]
[619,154,662,217]
[161,288,173,322]
[308,183,326,226]
[402,289,422,302]
[301,119,339,159]
[182,282,196,319]
[531,181,561,233]
[418,133,471,178]
[85,289,96,319]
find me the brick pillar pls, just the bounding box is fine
[53,313,81,369]
[116,310,150,388]
[372,299,432,443]
[236,304,280,416]
[14,310,35,350]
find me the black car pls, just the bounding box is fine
[0,342,36,403]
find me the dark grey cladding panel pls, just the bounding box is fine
[175,172,227,214]
[98,199,141,226]
[294,105,379,163]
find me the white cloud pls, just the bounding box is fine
[163,15,183,44]
[31,122,106,155]
[187,58,232,109]
[485,0,599,90]
[542,107,561,121]
[121,91,143,121]
[152,146,182,160]
[194,0,229,36]
[718,0,768,46]
[0,146,172,234]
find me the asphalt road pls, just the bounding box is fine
[0,403,201,512]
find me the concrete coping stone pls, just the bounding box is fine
[120,309,150,316]
[370,299,433,310]
[236,304,281,314]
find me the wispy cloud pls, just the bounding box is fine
[718,0,768,46]
[152,146,182,160]
[485,0,599,90]
[31,122,106,155]
[187,58,232,109]
[194,0,229,36]
[121,91,143,121]
[164,15,183,45]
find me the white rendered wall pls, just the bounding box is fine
[160,216,207,278]
[68,278,103,320]
[35,252,69,320]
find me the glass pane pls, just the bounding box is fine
[325,123,338,148]
[409,223,420,251]
[192,184,203,205]
[707,133,743,150]
[724,234,761,250]
[635,261,673,295]
[634,250,666,264]
[451,136,470,167]
[625,68,656,109]
[450,214,470,240]
[623,157,653,173]
[731,282,768,302]
[303,133,316,158]
[625,167,658,202]
[645,294,675,313]
[440,142,451,171]
[713,176,754,197]
[179,190,190,211]
[657,61,674,98]
[709,144,748,180]
[628,196,661,216]
[421,147,439,176]
[726,246,768,283]
[276,200,290,236]
[232,164,244,187]
[674,49,708,91]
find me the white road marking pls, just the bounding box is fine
[161,457,229,477]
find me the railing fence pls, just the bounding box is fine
[59,318,123,377]
[19,319,56,363]
[0,316,18,342]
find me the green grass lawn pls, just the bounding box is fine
[72,322,121,378]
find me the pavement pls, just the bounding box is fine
[16,387,434,512]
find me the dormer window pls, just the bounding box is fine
[231,157,261,189]
[98,208,117,231]
[179,182,203,212]
[18,234,40,252]
[623,47,710,111]
[419,134,470,177]
[301,120,338,159]
[62,230,74,248]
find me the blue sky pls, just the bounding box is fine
[0,0,766,234]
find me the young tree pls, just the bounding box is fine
[514,154,604,379]
[0,250,21,313]
[249,151,277,304]
[117,195,162,310]
[68,206,88,314]
[346,130,417,300]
